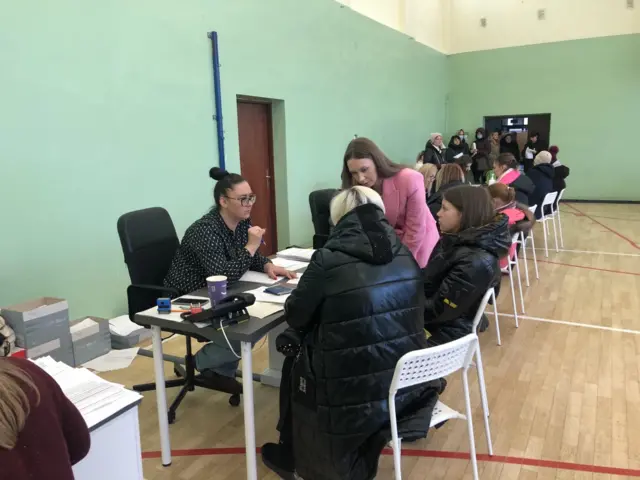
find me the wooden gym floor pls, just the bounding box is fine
[103,202,640,480]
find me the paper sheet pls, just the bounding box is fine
[109,315,145,337]
[245,286,291,305]
[239,271,282,285]
[286,276,301,286]
[32,356,141,429]
[271,257,309,271]
[276,247,315,262]
[83,347,140,372]
[70,318,98,334]
[247,301,284,319]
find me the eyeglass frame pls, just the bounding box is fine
[224,194,257,207]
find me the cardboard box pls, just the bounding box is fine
[111,328,151,349]
[70,317,112,366]
[1,297,74,366]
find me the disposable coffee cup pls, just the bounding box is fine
[206,275,227,306]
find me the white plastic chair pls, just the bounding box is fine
[539,192,559,257]
[550,188,566,247]
[472,287,500,346]
[506,234,525,317]
[518,205,540,286]
[388,335,492,480]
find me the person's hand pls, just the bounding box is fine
[264,263,297,280]
[247,226,265,247]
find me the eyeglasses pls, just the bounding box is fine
[225,194,257,207]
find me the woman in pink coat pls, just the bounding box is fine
[341,137,439,267]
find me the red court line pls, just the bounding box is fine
[533,258,640,277]
[141,447,640,477]
[564,203,640,251]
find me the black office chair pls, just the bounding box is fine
[117,207,240,424]
[309,189,338,249]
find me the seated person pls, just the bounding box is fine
[261,186,442,480]
[549,145,570,209]
[418,162,438,199]
[454,154,475,185]
[424,185,510,346]
[492,153,535,205]
[164,167,295,391]
[427,163,465,227]
[527,151,555,219]
[487,183,535,271]
[0,357,91,479]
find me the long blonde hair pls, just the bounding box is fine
[418,163,438,193]
[0,360,40,450]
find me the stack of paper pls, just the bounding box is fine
[239,271,282,285]
[276,247,315,262]
[271,257,309,271]
[247,302,284,319]
[33,356,142,429]
[109,315,146,337]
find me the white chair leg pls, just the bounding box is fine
[513,255,525,314]
[474,350,493,455]
[551,212,559,253]
[557,209,564,248]
[520,232,530,287]
[542,220,549,257]
[462,370,480,480]
[507,261,519,327]
[529,230,539,279]
[389,394,402,480]
[491,289,501,346]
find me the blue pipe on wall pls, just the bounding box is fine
[208,31,226,172]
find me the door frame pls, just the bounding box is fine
[236,98,278,253]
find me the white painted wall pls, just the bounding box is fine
[450,0,640,53]
[335,0,448,53]
[334,0,639,54]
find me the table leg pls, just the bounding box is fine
[241,340,258,480]
[151,326,171,466]
[260,322,286,387]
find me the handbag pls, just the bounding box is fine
[276,327,304,357]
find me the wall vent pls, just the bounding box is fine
[480,17,487,27]
[537,9,546,20]
[627,0,634,9]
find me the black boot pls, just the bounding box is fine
[478,314,490,333]
[261,442,295,480]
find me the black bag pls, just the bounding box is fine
[276,327,304,357]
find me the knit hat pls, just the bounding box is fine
[549,145,559,162]
[430,133,443,143]
[534,151,552,166]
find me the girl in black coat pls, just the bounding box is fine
[471,128,491,183]
[500,133,521,164]
[424,185,511,345]
[526,151,556,219]
[445,135,468,164]
[262,187,441,480]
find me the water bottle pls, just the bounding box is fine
[486,170,497,185]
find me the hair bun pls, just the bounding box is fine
[209,167,229,181]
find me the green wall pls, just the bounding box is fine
[447,34,640,201]
[0,0,447,318]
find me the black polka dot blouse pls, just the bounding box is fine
[164,209,271,295]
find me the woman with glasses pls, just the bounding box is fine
[163,167,295,391]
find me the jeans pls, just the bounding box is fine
[194,331,243,378]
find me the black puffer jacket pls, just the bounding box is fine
[423,140,445,167]
[423,215,511,345]
[286,203,440,480]
[527,163,555,218]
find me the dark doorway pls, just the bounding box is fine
[236,100,277,256]
[484,113,552,152]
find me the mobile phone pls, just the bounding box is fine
[264,285,293,296]
[172,297,208,306]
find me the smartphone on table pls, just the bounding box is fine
[264,285,293,296]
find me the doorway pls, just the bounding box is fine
[484,114,552,152]
[236,100,277,256]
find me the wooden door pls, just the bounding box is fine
[237,101,277,256]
